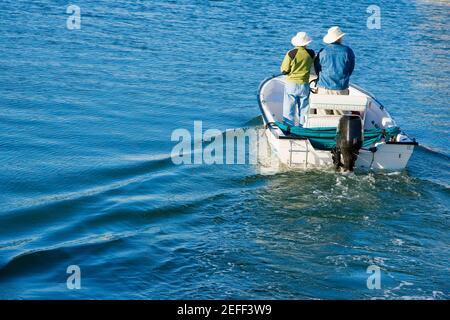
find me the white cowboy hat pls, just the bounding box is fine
[291,32,312,47]
[323,26,346,44]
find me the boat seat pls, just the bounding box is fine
[305,115,343,128]
[305,94,368,128]
[310,94,369,112]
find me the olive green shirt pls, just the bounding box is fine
[280,47,315,84]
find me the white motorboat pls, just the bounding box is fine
[257,75,418,171]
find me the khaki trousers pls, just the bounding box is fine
[318,87,350,95]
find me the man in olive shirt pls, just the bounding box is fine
[281,32,315,127]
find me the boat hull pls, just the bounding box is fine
[264,126,415,171]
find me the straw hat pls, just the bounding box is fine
[323,26,346,44]
[291,32,312,47]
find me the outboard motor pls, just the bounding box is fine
[332,115,363,172]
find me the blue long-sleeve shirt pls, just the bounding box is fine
[314,43,355,90]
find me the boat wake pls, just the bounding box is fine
[416,144,450,160]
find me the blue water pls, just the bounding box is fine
[0,0,449,299]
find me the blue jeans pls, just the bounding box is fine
[283,82,310,126]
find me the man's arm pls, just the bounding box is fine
[280,52,292,75]
[314,49,323,75]
[348,48,355,75]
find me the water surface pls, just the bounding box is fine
[0,0,448,299]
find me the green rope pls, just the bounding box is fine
[275,121,400,151]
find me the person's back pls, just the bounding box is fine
[315,26,355,94]
[316,43,355,90]
[282,47,315,85]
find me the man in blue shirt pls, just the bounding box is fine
[315,26,355,96]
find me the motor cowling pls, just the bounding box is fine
[332,115,363,172]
